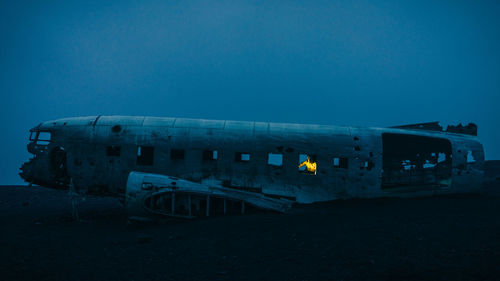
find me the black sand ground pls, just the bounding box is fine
[1,185,499,281]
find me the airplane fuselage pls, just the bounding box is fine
[20,116,484,205]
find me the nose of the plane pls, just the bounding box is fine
[19,159,34,183]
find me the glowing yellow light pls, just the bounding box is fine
[299,157,317,175]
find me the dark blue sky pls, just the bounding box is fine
[1,0,499,184]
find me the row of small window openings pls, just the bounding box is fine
[106,145,349,169]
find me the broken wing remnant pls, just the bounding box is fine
[19,116,487,220]
[126,172,292,220]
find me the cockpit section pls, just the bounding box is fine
[27,129,52,154]
[20,127,69,189]
[29,130,51,145]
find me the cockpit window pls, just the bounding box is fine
[31,131,52,145]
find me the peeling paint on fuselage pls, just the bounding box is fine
[20,116,485,204]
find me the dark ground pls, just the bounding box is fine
[1,185,499,281]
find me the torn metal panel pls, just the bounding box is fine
[382,133,452,190]
[19,115,489,220]
[391,121,478,136]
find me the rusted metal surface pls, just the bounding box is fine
[20,116,486,219]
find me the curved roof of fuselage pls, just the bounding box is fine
[35,115,479,141]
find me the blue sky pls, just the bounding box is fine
[1,0,499,184]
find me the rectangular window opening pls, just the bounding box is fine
[298,154,317,175]
[235,152,251,162]
[203,150,218,161]
[106,145,121,157]
[267,153,283,167]
[466,150,476,163]
[35,131,52,145]
[171,149,185,160]
[333,157,348,169]
[137,146,154,166]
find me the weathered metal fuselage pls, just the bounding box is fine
[20,116,484,205]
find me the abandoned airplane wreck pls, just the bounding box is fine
[20,116,485,219]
